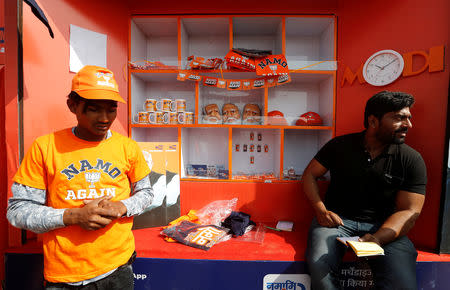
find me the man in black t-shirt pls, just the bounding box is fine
[302,91,427,290]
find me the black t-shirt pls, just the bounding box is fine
[314,131,427,223]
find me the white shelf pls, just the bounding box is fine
[283,129,332,176]
[180,17,229,66]
[268,73,334,126]
[232,17,283,55]
[131,17,178,65]
[181,127,229,178]
[129,15,336,181]
[130,72,196,121]
[232,128,281,177]
[285,16,335,71]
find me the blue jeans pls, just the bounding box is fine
[45,264,134,290]
[305,217,418,290]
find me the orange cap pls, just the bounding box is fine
[71,65,126,103]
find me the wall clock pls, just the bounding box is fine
[362,49,405,86]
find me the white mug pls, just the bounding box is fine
[171,99,186,112]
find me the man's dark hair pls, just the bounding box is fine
[68,91,84,104]
[364,91,415,128]
[68,91,117,113]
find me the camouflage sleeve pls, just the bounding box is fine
[121,174,154,217]
[7,182,66,234]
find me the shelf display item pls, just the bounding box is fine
[255,54,289,76]
[242,104,262,125]
[156,98,172,111]
[172,99,186,112]
[187,55,223,70]
[155,111,167,124]
[232,48,272,58]
[222,103,241,124]
[225,50,256,71]
[184,112,194,124]
[191,165,207,176]
[168,112,178,124]
[144,98,157,112]
[217,165,229,179]
[295,111,323,126]
[202,103,222,124]
[250,144,255,152]
[267,110,288,126]
[235,144,240,152]
[258,133,262,141]
[134,111,150,124]
[129,60,178,70]
[257,145,261,152]
[207,165,217,178]
[250,132,254,141]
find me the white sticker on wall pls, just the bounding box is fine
[263,274,310,290]
[69,24,107,73]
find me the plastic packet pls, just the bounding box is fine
[196,198,238,226]
[233,223,266,244]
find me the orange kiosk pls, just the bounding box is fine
[2,0,450,289]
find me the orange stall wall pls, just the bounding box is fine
[22,0,129,152]
[11,0,449,253]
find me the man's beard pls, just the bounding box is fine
[379,128,408,144]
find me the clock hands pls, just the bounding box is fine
[380,58,397,70]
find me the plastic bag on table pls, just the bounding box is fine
[233,223,266,244]
[196,198,238,226]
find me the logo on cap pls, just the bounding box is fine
[96,72,115,88]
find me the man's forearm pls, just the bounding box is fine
[7,183,66,234]
[120,175,153,216]
[373,209,420,245]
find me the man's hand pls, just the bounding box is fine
[63,196,122,231]
[97,199,127,218]
[359,233,381,245]
[316,209,344,228]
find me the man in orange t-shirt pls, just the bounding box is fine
[7,65,153,289]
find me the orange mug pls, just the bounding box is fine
[133,111,149,124]
[144,99,157,112]
[156,98,172,111]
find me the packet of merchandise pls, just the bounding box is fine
[162,221,229,251]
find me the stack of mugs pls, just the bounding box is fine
[134,98,194,125]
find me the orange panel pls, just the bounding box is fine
[180,181,328,224]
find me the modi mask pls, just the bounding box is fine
[222,103,241,124]
[242,103,261,125]
[203,103,222,124]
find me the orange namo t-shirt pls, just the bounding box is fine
[13,128,150,283]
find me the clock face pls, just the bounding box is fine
[362,49,405,86]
